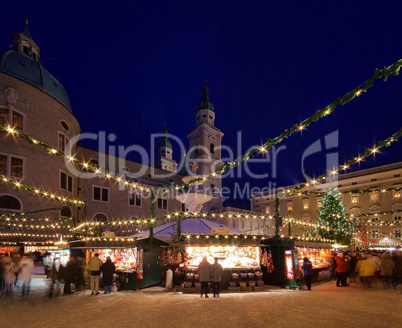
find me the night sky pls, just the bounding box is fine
[2,1,402,208]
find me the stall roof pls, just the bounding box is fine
[132,218,246,242]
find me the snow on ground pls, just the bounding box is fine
[1,272,402,328]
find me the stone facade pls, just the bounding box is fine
[250,162,402,248]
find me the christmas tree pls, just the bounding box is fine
[314,185,353,244]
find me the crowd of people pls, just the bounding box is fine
[330,250,402,290]
[1,251,116,298]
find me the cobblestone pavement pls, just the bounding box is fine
[1,275,402,328]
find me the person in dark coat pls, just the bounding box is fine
[62,257,77,295]
[198,257,211,298]
[301,257,313,291]
[101,256,116,294]
[211,257,223,297]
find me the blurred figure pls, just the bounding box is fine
[48,257,62,297]
[74,256,86,291]
[348,252,358,283]
[0,255,5,297]
[18,254,34,296]
[11,252,21,286]
[43,253,53,278]
[301,257,313,291]
[381,254,395,288]
[62,256,77,295]
[3,253,16,297]
[356,254,375,289]
[369,252,381,283]
[211,257,223,297]
[198,257,211,298]
[101,256,116,294]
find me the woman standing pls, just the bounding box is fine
[301,257,313,291]
[101,256,115,294]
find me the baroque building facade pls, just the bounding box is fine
[250,162,402,248]
[0,22,230,243]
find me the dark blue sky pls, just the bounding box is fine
[2,1,402,208]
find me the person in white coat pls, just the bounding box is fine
[18,254,35,296]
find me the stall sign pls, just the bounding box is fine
[211,225,230,234]
[285,250,294,280]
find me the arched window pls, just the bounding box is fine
[0,195,21,210]
[93,213,108,222]
[60,207,72,218]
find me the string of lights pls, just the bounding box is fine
[0,175,85,206]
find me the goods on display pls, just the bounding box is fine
[186,245,260,269]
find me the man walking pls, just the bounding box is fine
[87,253,103,295]
[211,257,223,298]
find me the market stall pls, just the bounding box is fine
[70,238,165,290]
[182,242,264,291]
[294,242,334,283]
[261,237,334,288]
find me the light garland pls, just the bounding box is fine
[81,237,135,242]
[157,58,402,191]
[0,205,73,221]
[1,124,150,193]
[278,186,402,198]
[0,175,85,206]
[279,127,402,197]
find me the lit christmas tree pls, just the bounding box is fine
[314,185,353,244]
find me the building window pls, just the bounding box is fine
[60,120,70,131]
[265,206,270,214]
[370,192,379,203]
[255,206,260,212]
[181,203,186,212]
[129,192,141,207]
[60,171,73,192]
[241,220,245,229]
[58,132,70,152]
[157,198,167,210]
[0,154,23,178]
[394,191,401,199]
[394,229,402,239]
[60,207,72,218]
[0,108,24,131]
[394,213,402,221]
[351,195,358,204]
[94,213,108,222]
[370,230,379,239]
[371,215,379,222]
[303,199,309,210]
[0,195,21,210]
[93,186,109,202]
[232,220,236,228]
[287,202,293,213]
[0,108,8,126]
[210,143,215,154]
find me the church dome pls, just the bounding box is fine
[0,50,72,111]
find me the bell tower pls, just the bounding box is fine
[156,124,178,173]
[187,82,224,212]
